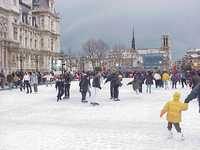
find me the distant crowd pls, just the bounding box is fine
[0,69,199,102]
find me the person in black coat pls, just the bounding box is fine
[185,83,200,113]
[63,72,73,99]
[55,75,64,102]
[135,72,145,93]
[79,74,90,103]
[92,73,101,89]
[113,75,123,101]
[145,71,154,93]
[104,73,118,99]
[91,72,102,105]
[191,72,200,89]
[127,78,140,94]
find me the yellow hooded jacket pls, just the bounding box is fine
[160,92,188,123]
[162,73,170,81]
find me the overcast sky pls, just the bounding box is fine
[55,0,200,60]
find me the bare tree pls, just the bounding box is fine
[111,44,125,67]
[96,39,109,66]
[82,38,108,70]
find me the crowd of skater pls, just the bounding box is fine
[0,69,199,102]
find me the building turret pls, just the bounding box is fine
[161,34,172,70]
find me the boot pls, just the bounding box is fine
[178,132,184,141]
[114,98,120,101]
[168,131,173,139]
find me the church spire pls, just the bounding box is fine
[131,26,136,50]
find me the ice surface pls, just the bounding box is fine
[0,79,199,150]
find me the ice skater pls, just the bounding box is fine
[91,72,102,106]
[185,83,200,113]
[63,72,72,99]
[145,71,153,94]
[160,92,188,140]
[127,77,140,94]
[55,75,64,102]
[113,74,123,101]
[79,74,90,103]
[104,72,117,99]
[23,72,32,94]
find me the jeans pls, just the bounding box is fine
[33,84,38,93]
[163,80,168,89]
[146,84,152,93]
[167,122,181,133]
[24,80,32,93]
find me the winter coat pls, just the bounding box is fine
[55,79,64,90]
[64,74,72,87]
[92,76,101,89]
[127,79,140,91]
[160,92,188,123]
[162,73,170,81]
[105,74,117,87]
[145,74,154,85]
[185,83,200,103]
[113,78,122,88]
[31,74,38,85]
[180,72,186,79]
[138,74,145,84]
[171,73,179,82]
[23,74,30,82]
[7,74,13,83]
[154,73,161,80]
[79,77,90,92]
[191,75,200,88]
[0,72,5,79]
[44,74,52,81]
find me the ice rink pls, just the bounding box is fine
[0,78,200,150]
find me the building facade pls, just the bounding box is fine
[0,0,61,74]
[106,34,172,71]
[177,48,200,70]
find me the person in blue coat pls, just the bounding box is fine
[104,72,118,99]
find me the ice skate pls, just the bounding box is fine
[114,98,120,101]
[167,131,173,139]
[178,133,184,141]
[63,96,69,99]
[90,102,100,106]
[81,100,88,103]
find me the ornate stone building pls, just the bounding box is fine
[0,0,61,74]
[177,48,200,70]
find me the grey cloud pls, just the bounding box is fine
[56,0,200,60]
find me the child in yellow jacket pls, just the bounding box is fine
[160,91,188,140]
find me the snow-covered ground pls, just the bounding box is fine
[0,78,199,150]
